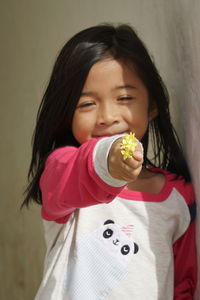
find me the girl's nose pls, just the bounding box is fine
[97,103,120,126]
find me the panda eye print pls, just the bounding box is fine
[121,245,130,255]
[103,229,113,239]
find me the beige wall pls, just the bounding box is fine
[1,0,199,299]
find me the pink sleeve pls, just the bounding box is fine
[173,182,197,299]
[40,138,125,223]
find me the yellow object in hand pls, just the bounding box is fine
[120,132,138,160]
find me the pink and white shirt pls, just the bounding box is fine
[35,136,197,300]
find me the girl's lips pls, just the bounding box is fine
[93,131,128,138]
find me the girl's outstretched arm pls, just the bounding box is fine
[40,135,142,223]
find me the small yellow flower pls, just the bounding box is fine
[120,132,138,160]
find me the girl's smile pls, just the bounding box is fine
[72,59,156,144]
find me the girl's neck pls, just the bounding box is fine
[126,168,166,194]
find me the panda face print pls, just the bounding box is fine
[65,220,139,298]
[102,226,131,255]
[94,220,139,265]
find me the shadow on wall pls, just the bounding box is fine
[169,2,200,299]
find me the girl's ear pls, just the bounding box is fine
[148,105,158,121]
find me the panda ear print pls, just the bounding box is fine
[104,220,115,225]
[133,243,139,254]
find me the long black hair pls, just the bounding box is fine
[22,23,191,208]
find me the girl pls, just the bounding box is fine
[23,24,197,299]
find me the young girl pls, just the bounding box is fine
[23,24,197,299]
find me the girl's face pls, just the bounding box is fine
[72,59,157,144]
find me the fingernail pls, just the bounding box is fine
[139,142,144,153]
[134,151,143,158]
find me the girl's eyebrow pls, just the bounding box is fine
[114,84,137,90]
[81,84,137,96]
[81,91,95,96]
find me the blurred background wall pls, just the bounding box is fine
[0,0,199,299]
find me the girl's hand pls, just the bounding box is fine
[108,137,143,182]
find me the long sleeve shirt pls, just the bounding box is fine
[35,136,197,300]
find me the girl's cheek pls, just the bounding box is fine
[122,108,136,122]
[73,129,89,144]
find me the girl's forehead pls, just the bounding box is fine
[82,59,145,92]
[87,59,136,77]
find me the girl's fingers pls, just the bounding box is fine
[119,163,143,182]
[132,141,143,161]
[123,156,143,170]
[133,150,143,161]
[119,158,142,176]
[108,137,143,181]
[109,156,142,181]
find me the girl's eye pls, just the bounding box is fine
[118,96,135,101]
[77,102,95,109]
